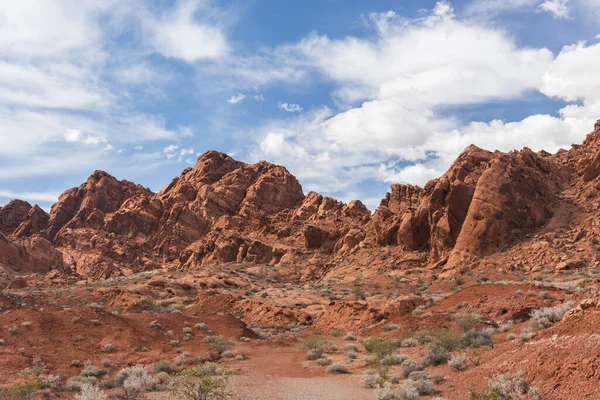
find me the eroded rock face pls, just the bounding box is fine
[0,200,32,235]
[443,149,565,271]
[0,233,63,275]
[47,171,152,240]
[14,205,50,238]
[6,120,600,280]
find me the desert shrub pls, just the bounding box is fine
[153,361,173,374]
[539,291,553,300]
[464,328,495,348]
[344,343,359,352]
[413,379,436,395]
[154,371,171,386]
[316,357,333,366]
[195,323,207,331]
[101,359,111,368]
[396,382,419,400]
[64,377,98,392]
[423,344,448,366]
[530,301,574,331]
[203,335,234,357]
[432,329,467,351]
[306,349,322,360]
[411,329,433,344]
[380,354,408,366]
[498,320,513,333]
[174,353,197,367]
[0,381,40,400]
[470,370,540,400]
[346,351,358,360]
[361,337,399,360]
[401,359,423,379]
[506,333,517,341]
[407,371,427,381]
[303,335,336,354]
[37,374,62,389]
[329,328,344,337]
[170,363,234,400]
[21,357,48,377]
[520,330,534,343]
[401,338,418,348]
[344,331,358,341]
[80,365,107,378]
[122,365,156,399]
[221,350,236,359]
[75,384,107,400]
[454,313,480,333]
[456,301,469,309]
[98,379,118,390]
[376,384,398,400]
[115,365,152,386]
[360,369,383,388]
[102,344,116,353]
[383,324,402,332]
[149,320,162,329]
[326,363,349,374]
[449,353,469,371]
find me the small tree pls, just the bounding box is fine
[170,363,234,400]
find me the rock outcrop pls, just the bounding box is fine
[5,120,600,281]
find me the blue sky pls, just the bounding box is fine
[1,0,600,211]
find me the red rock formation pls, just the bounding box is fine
[0,200,32,235]
[13,205,49,238]
[4,120,600,281]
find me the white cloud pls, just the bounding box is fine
[249,2,558,200]
[227,93,245,104]
[277,102,303,112]
[0,0,106,59]
[147,0,229,62]
[134,145,144,151]
[180,147,195,156]
[64,129,108,145]
[163,144,179,154]
[294,13,552,107]
[0,190,62,203]
[538,0,570,18]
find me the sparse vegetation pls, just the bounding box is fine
[326,363,349,374]
[530,301,575,331]
[449,353,469,371]
[170,362,234,400]
[470,371,540,400]
[75,384,107,400]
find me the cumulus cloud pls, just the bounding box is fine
[147,0,229,62]
[64,129,108,145]
[249,1,563,201]
[277,102,303,112]
[227,93,245,104]
[538,0,570,18]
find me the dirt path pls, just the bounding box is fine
[230,375,374,400]
[226,344,374,400]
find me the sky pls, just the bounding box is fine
[1,0,600,211]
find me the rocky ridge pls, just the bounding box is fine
[2,121,600,285]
